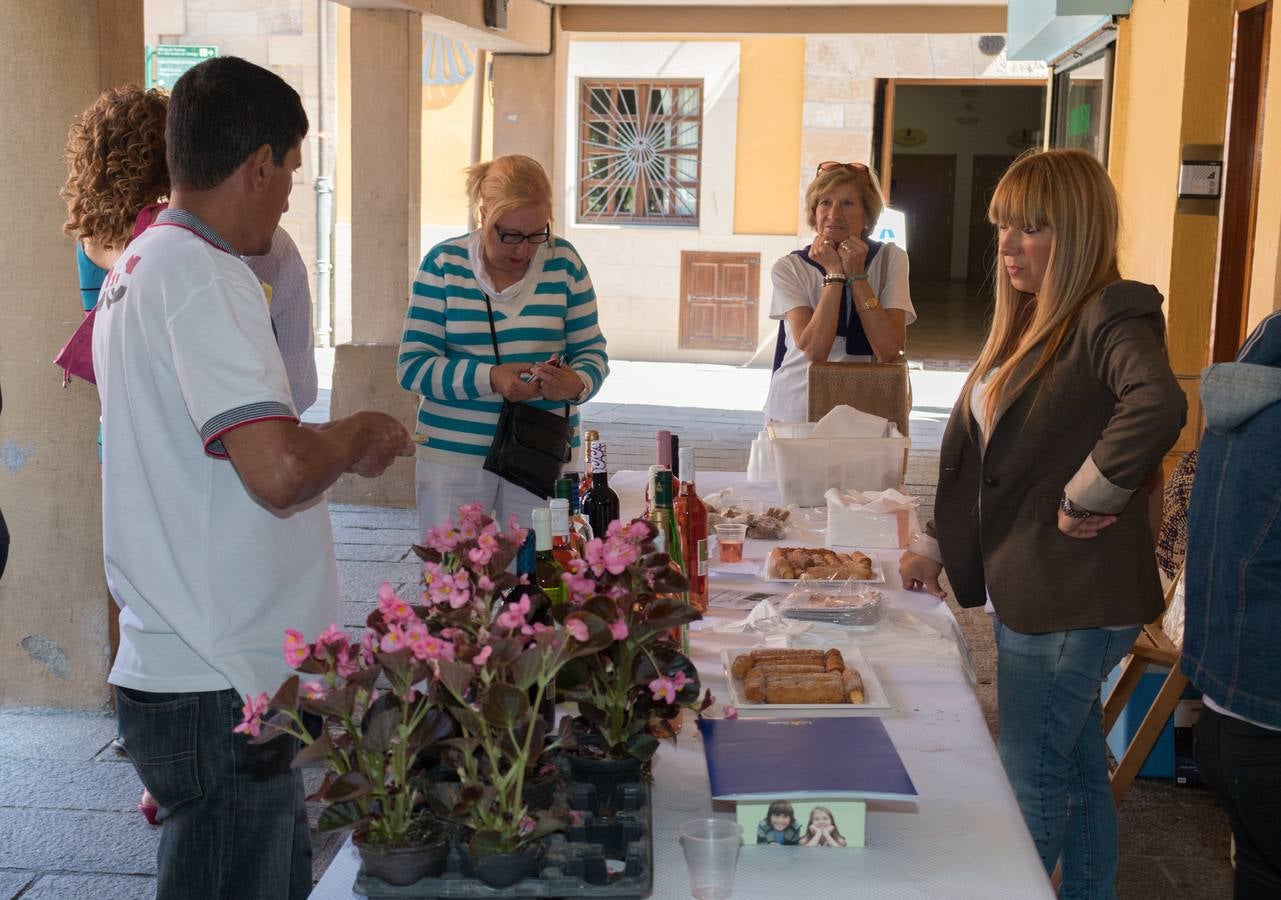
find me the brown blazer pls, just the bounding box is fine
[933,280,1187,634]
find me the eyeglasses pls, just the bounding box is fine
[494,224,551,245]
[816,161,870,177]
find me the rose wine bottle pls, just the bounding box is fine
[548,498,579,568]
[674,447,709,612]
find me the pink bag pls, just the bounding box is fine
[54,203,166,387]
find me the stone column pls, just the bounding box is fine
[329,8,423,505]
[0,1,143,707]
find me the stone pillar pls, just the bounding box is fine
[329,8,422,506]
[0,1,143,707]
[491,53,558,176]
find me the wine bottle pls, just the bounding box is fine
[548,498,579,568]
[532,509,566,606]
[509,526,557,720]
[580,440,620,540]
[669,433,681,481]
[579,429,599,501]
[647,468,690,651]
[556,473,594,547]
[674,447,709,612]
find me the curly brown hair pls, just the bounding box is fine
[61,85,170,249]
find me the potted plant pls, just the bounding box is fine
[555,519,713,807]
[411,503,615,887]
[233,603,455,886]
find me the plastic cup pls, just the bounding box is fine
[680,817,742,899]
[715,524,747,563]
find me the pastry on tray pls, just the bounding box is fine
[766,546,874,581]
[732,648,864,704]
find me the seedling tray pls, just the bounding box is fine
[353,783,654,898]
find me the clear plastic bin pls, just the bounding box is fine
[768,423,908,507]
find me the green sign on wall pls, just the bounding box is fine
[146,45,218,90]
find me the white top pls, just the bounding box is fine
[763,242,915,424]
[244,226,317,414]
[93,210,339,699]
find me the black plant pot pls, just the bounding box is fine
[567,752,643,811]
[354,834,449,886]
[470,841,545,888]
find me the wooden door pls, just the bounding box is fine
[1211,1,1272,362]
[889,154,956,281]
[967,155,1016,284]
[679,251,760,351]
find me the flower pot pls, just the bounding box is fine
[567,752,644,811]
[354,834,449,886]
[470,841,545,888]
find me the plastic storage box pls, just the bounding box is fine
[1102,663,1201,779]
[768,422,908,507]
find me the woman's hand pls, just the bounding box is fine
[490,362,540,402]
[530,361,585,402]
[810,235,844,276]
[899,551,946,598]
[1057,510,1118,539]
[837,235,869,276]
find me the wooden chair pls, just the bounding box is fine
[1102,570,1188,807]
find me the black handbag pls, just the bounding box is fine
[481,295,573,499]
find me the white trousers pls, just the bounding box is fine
[414,458,544,541]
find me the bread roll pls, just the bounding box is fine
[823,649,845,673]
[843,668,865,704]
[750,648,823,665]
[744,669,766,703]
[763,672,845,704]
[731,654,754,679]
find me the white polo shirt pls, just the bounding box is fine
[93,209,338,700]
[763,242,916,424]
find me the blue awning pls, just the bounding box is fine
[1006,0,1131,61]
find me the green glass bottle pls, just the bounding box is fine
[647,469,690,651]
[531,508,565,606]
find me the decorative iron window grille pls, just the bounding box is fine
[578,79,703,225]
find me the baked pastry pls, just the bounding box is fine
[766,547,874,581]
[749,648,824,665]
[732,647,864,704]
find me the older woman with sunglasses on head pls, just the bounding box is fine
[763,161,915,424]
[397,154,609,538]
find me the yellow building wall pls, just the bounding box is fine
[733,37,804,235]
[1248,12,1281,325]
[1109,0,1233,379]
[420,48,493,231]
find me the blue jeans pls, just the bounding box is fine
[115,687,311,900]
[994,620,1141,900]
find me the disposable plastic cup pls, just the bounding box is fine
[715,524,747,563]
[680,817,742,899]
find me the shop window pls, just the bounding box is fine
[578,79,703,225]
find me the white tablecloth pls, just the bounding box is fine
[311,471,1052,899]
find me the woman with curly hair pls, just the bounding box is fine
[61,85,168,827]
[61,85,170,312]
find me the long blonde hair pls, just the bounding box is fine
[465,154,553,233]
[961,149,1121,431]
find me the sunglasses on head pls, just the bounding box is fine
[494,224,551,245]
[816,161,870,177]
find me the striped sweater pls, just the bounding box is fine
[397,231,609,467]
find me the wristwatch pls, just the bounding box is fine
[1060,494,1093,519]
[822,272,848,287]
[860,295,879,311]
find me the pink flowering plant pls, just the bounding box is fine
[234,602,454,849]
[555,519,713,762]
[411,504,615,857]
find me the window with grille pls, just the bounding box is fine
[578,79,703,225]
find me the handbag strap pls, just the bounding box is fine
[482,294,503,364]
[482,293,571,417]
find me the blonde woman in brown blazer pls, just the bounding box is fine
[900,149,1186,899]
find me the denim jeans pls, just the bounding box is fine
[115,686,311,900]
[1195,706,1281,899]
[994,619,1141,900]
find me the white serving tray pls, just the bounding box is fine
[721,646,893,716]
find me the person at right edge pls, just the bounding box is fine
[95,57,413,899]
[898,149,1186,900]
[1181,310,1281,900]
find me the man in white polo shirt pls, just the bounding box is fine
[93,57,413,900]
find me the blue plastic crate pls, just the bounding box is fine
[1102,662,1200,779]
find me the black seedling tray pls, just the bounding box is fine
[353,783,653,898]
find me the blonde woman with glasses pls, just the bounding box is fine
[900,149,1186,899]
[763,160,915,424]
[397,155,609,537]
